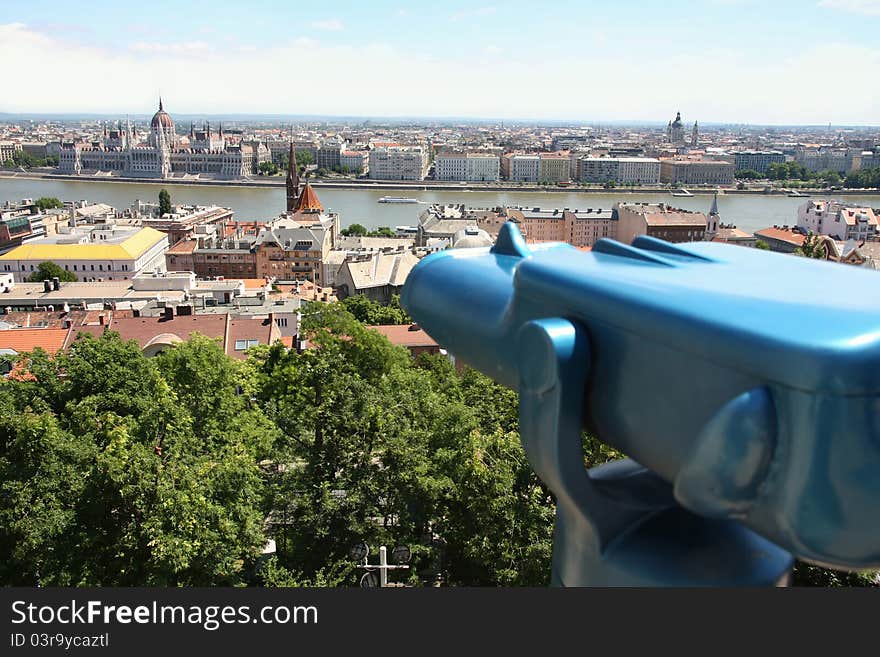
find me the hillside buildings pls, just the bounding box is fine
[797,200,878,242]
[506,207,617,246]
[0,225,169,282]
[615,203,709,244]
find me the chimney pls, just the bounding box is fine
[52,277,60,290]
[164,305,174,320]
[133,308,141,318]
[99,314,106,326]
[63,318,72,329]
[43,280,51,293]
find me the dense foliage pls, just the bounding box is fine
[0,305,574,586]
[35,197,64,211]
[340,224,398,238]
[2,150,59,169]
[341,294,411,325]
[844,166,880,189]
[26,261,77,283]
[794,232,828,259]
[1,302,875,587]
[158,188,172,216]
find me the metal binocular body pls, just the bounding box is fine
[401,222,880,586]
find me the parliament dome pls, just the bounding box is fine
[151,98,174,129]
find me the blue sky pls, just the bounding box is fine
[2,0,879,123]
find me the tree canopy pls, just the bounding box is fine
[844,167,880,189]
[35,197,64,211]
[1,304,876,587]
[26,261,77,283]
[794,232,828,259]
[159,188,172,216]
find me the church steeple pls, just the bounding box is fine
[286,141,300,212]
[692,121,699,147]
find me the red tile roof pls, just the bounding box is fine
[0,327,70,355]
[294,184,324,213]
[368,324,439,348]
[754,227,805,246]
[167,239,197,254]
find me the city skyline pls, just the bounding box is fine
[2,1,880,124]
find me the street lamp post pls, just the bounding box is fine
[351,542,411,587]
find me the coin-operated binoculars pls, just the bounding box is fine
[401,222,880,586]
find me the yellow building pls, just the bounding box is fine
[0,226,169,282]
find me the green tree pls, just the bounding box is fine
[159,188,172,216]
[341,295,411,325]
[0,332,274,585]
[754,240,770,250]
[26,261,77,283]
[368,226,396,238]
[35,197,64,211]
[794,232,827,259]
[296,150,314,169]
[259,161,279,176]
[844,167,880,189]
[791,562,878,587]
[735,169,761,180]
[816,169,842,186]
[340,223,368,237]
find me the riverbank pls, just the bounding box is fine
[3,169,879,196]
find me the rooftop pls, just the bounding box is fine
[0,327,70,355]
[0,227,167,261]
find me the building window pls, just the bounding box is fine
[234,339,260,351]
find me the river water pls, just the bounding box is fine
[2,177,878,235]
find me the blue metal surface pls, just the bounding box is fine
[401,221,880,586]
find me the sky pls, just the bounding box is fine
[1,0,879,125]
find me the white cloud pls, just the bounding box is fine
[130,41,212,55]
[818,0,880,15]
[309,19,344,31]
[0,22,878,124]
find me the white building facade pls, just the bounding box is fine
[368,147,428,180]
[797,200,878,241]
[434,153,500,181]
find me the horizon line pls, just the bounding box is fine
[1,111,878,129]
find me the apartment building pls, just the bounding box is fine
[660,158,735,185]
[368,146,428,180]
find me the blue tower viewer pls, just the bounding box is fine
[401,222,880,586]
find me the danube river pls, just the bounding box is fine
[2,177,878,235]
